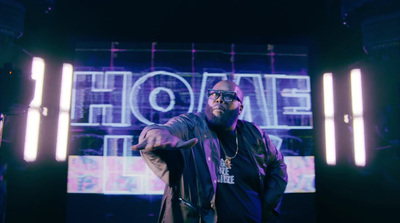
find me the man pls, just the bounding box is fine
[132,80,288,223]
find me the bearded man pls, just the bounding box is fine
[132,80,288,223]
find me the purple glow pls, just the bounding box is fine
[151,42,156,71]
[192,43,196,73]
[67,155,315,194]
[231,44,235,76]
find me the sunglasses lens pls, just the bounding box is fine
[207,90,238,102]
[208,90,219,100]
[223,94,235,102]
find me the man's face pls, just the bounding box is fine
[205,81,243,130]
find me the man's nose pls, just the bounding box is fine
[214,94,225,103]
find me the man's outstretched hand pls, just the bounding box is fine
[131,128,198,152]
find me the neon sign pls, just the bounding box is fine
[67,42,316,194]
[71,71,312,129]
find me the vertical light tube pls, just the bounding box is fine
[56,63,73,161]
[24,57,45,162]
[323,73,336,165]
[351,69,366,167]
[0,114,4,148]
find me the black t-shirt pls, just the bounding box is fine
[215,129,262,223]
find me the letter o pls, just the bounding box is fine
[149,87,175,112]
[129,71,194,125]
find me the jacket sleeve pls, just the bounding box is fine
[261,130,288,221]
[139,114,195,185]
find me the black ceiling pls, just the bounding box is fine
[19,0,331,43]
[12,0,399,69]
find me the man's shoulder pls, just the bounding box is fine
[239,119,263,133]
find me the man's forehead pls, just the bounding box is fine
[212,82,238,92]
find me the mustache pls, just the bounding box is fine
[212,105,225,111]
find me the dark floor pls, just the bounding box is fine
[3,158,400,223]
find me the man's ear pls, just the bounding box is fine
[239,104,243,114]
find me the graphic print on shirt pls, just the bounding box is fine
[217,158,235,184]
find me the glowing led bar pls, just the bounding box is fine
[56,63,74,161]
[350,69,366,167]
[0,114,4,148]
[24,57,45,162]
[323,73,336,165]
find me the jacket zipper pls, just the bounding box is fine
[179,197,200,214]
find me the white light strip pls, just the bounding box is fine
[350,69,366,167]
[0,114,5,148]
[323,73,336,165]
[56,63,74,161]
[24,57,45,162]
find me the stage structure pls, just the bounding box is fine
[65,42,315,222]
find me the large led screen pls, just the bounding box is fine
[67,42,315,194]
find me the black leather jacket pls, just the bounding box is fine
[140,113,288,223]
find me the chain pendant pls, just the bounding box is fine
[225,157,232,168]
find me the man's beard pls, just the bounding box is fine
[205,104,240,130]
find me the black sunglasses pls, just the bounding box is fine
[207,89,241,103]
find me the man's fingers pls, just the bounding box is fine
[176,138,198,149]
[131,141,147,151]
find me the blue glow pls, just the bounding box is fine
[71,71,312,129]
